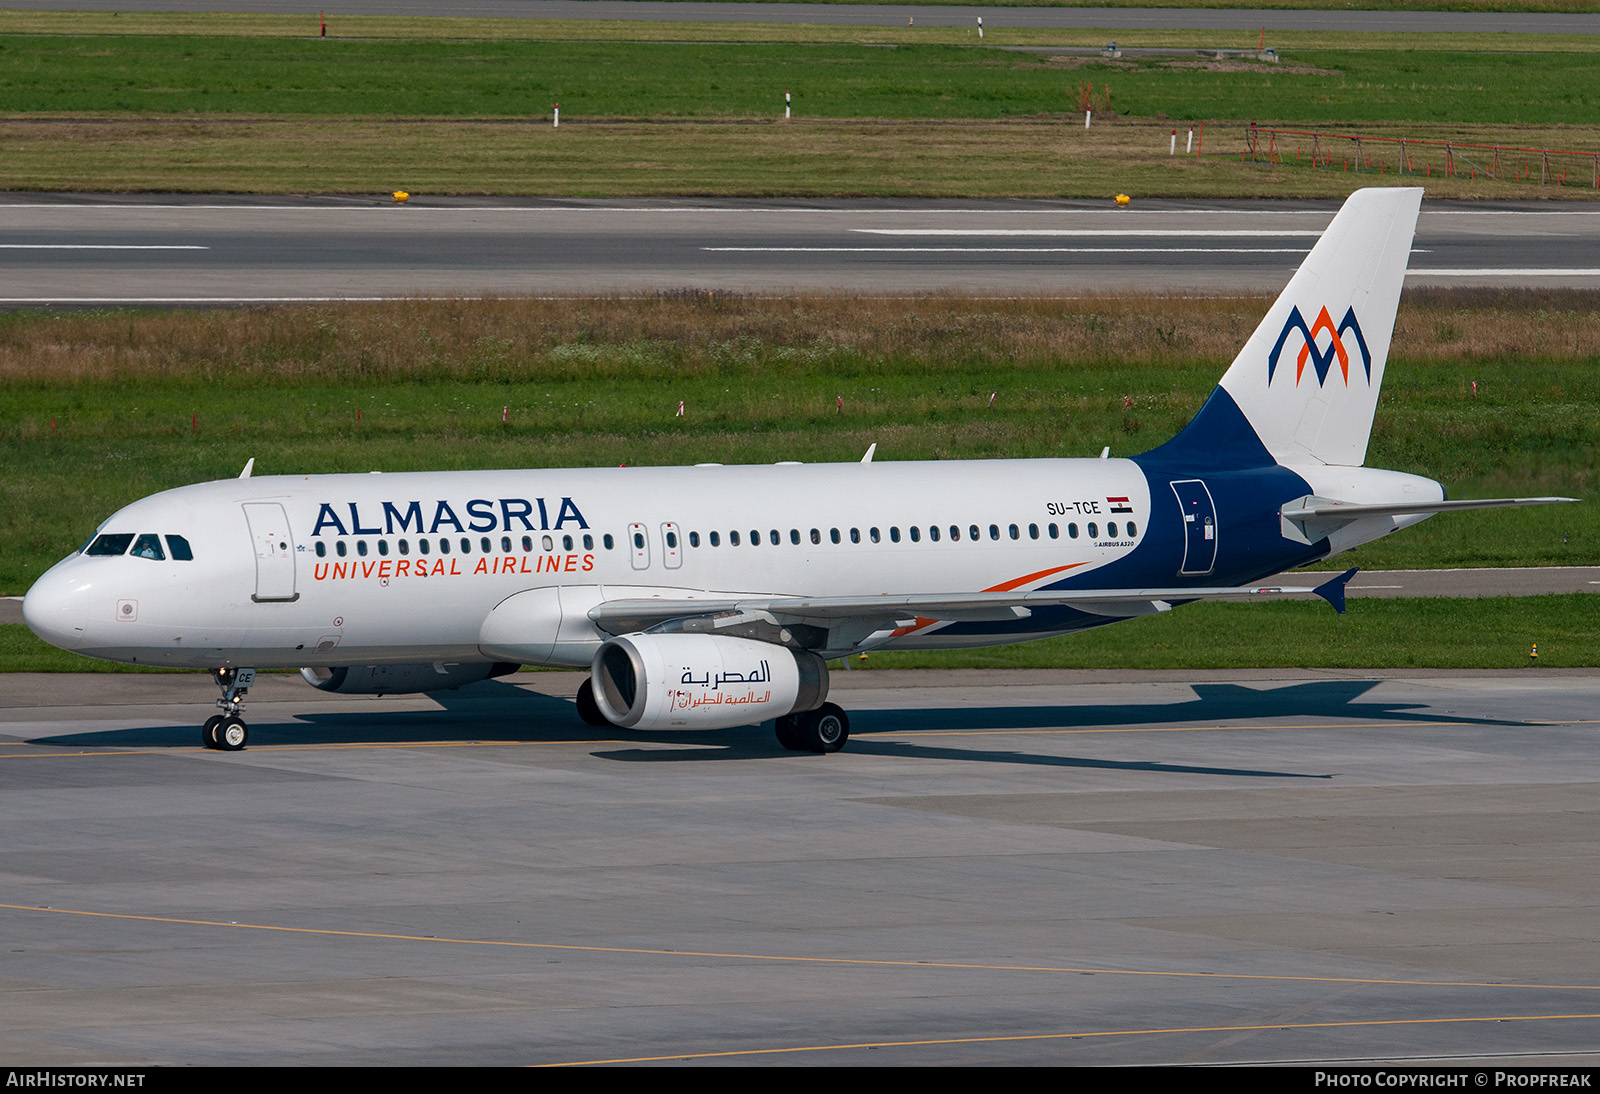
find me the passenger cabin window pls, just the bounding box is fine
[769,530,780,546]
[1088,522,1099,538]
[356,540,369,557]
[419,538,431,555]
[603,534,615,550]
[689,531,700,548]
[131,533,165,560]
[87,533,133,556]
[336,541,348,557]
[1127,521,1138,536]
[709,531,721,547]
[989,525,1000,541]
[315,541,327,558]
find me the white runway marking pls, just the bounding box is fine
[0,244,208,250]
[853,228,1326,237]
[1407,268,1600,277]
[703,246,1312,254]
[0,296,424,304]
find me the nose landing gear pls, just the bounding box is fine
[202,667,255,751]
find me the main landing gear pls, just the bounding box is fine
[574,678,608,727]
[202,667,256,751]
[775,703,850,754]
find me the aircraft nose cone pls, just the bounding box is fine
[22,572,89,650]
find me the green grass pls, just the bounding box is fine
[5,594,1593,673]
[861,594,1600,669]
[3,11,1599,51]
[3,31,1597,197]
[4,37,1600,126]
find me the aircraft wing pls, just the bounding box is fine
[588,569,1360,637]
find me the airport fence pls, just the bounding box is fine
[1240,125,1600,189]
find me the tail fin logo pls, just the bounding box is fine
[1267,305,1374,386]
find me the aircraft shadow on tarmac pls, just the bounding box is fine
[30,678,1522,780]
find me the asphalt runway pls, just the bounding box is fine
[4,196,1600,301]
[7,0,1599,34]
[4,666,1600,1065]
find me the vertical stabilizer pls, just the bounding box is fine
[1214,187,1422,467]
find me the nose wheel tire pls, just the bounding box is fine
[215,716,248,752]
[202,715,224,749]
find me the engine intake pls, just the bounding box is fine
[300,662,518,695]
[592,634,827,730]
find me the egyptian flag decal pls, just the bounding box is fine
[1107,496,1134,514]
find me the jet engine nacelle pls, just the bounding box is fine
[591,633,828,730]
[300,661,519,695]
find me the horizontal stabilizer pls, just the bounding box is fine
[1282,495,1577,543]
[1287,496,1576,521]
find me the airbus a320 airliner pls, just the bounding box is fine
[22,188,1572,753]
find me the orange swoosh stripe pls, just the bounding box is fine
[891,562,1089,636]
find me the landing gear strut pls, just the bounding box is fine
[203,667,255,751]
[775,702,850,754]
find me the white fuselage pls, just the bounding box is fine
[25,458,1171,669]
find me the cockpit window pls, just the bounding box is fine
[86,533,133,556]
[166,535,194,561]
[130,534,165,560]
